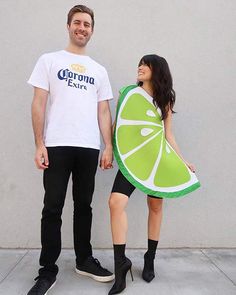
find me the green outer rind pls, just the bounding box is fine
[113,85,201,199]
[116,85,138,114]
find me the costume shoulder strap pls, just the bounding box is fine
[119,84,137,95]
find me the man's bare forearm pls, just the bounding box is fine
[32,105,45,147]
[98,101,112,148]
[31,87,48,147]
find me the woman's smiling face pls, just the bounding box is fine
[137,63,152,83]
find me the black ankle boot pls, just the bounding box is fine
[142,252,155,282]
[108,257,133,295]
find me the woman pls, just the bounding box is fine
[108,54,196,294]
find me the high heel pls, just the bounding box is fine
[142,252,155,283]
[129,266,134,281]
[108,257,133,295]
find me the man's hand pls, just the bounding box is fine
[99,145,113,170]
[34,145,49,169]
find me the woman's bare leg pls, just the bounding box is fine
[109,192,129,244]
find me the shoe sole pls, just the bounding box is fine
[75,268,115,282]
[44,281,56,295]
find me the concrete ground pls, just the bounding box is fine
[0,249,235,295]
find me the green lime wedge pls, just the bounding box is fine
[154,141,191,187]
[117,125,162,155]
[114,85,200,198]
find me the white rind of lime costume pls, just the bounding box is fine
[113,85,201,198]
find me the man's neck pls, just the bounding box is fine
[65,43,87,55]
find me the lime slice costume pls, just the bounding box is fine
[113,85,200,198]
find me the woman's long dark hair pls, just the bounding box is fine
[138,54,176,120]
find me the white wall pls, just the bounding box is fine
[0,0,235,248]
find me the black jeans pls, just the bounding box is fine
[38,147,99,278]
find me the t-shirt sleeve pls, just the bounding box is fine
[97,68,113,102]
[27,54,50,91]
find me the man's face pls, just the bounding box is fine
[67,12,93,48]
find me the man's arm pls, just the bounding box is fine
[31,87,49,169]
[98,100,113,170]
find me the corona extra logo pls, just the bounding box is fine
[57,67,95,90]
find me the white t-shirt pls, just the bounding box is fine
[28,50,113,149]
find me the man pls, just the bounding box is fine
[27,5,114,295]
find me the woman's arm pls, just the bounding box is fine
[112,121,116,136]
[164,109,195,172]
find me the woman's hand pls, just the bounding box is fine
[184,161,195,173]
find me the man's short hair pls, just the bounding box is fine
[67,5,95,29]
